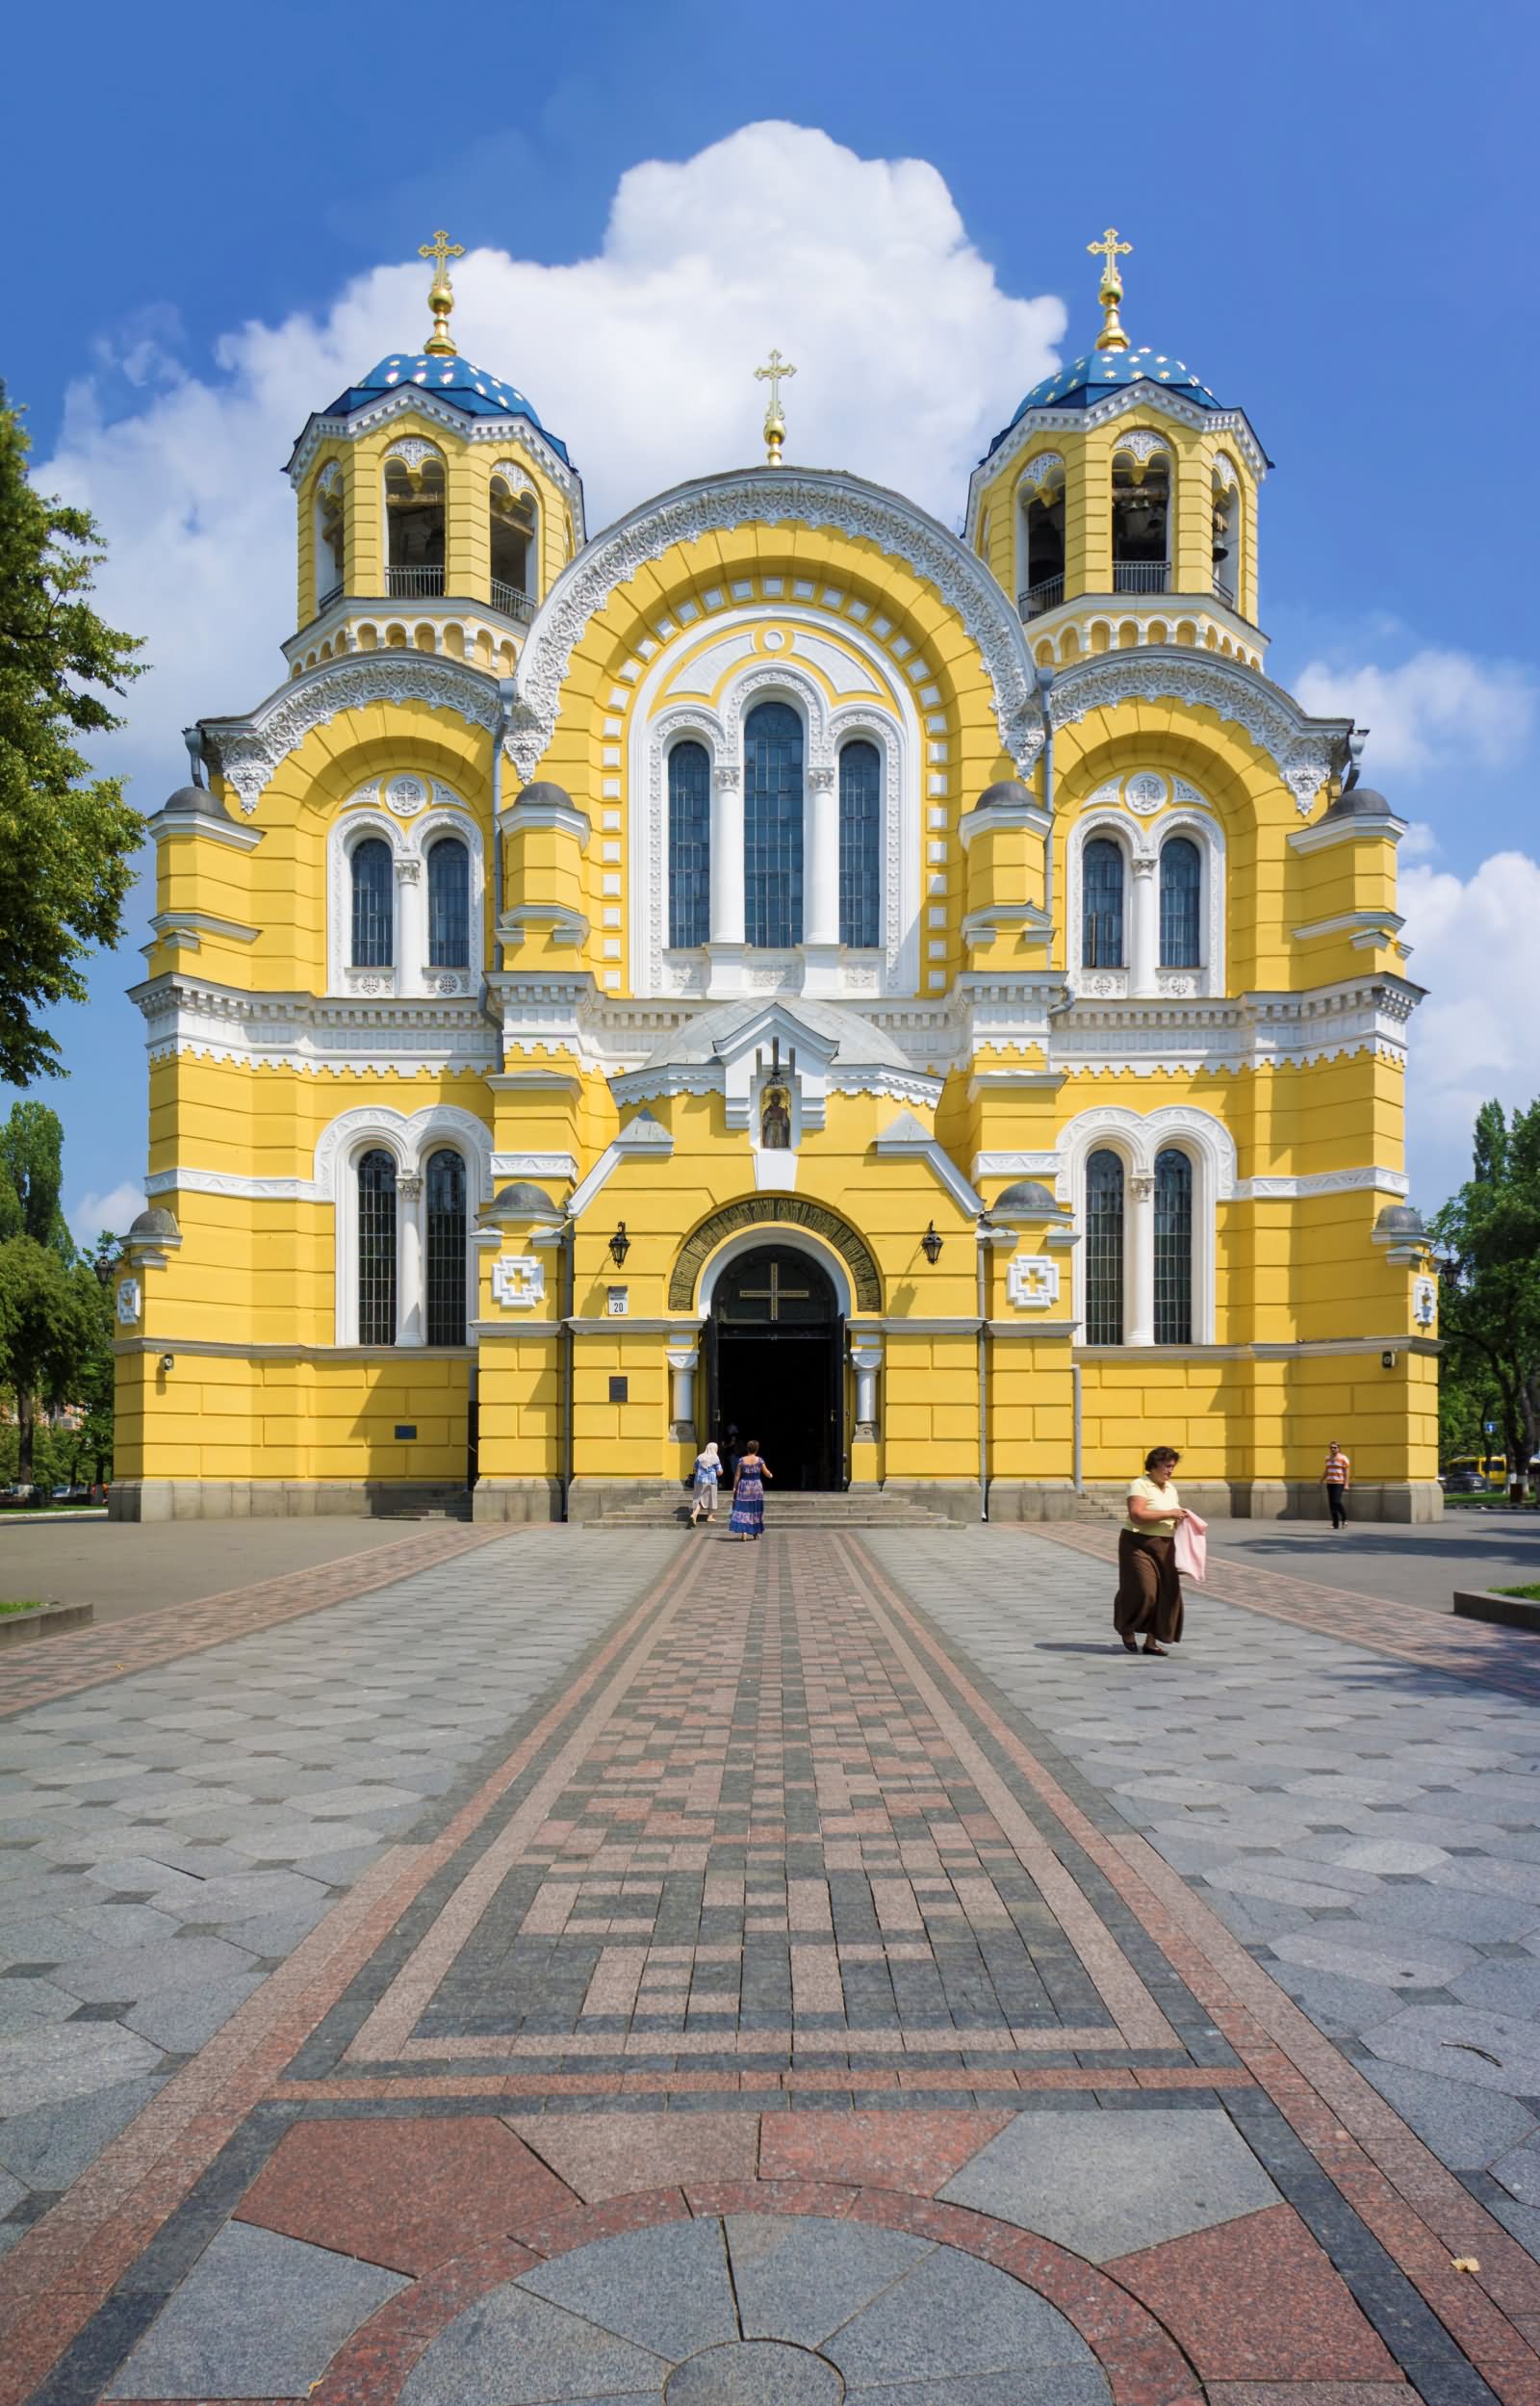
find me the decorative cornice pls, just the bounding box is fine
[510,467,1041,781]
[966,384,1269,539]
[146,804,263,852]
[1231,1167,1411,1201]
[1047,648,1348,812]
[286,389,584,527]
[128,972,498,1077]
[202,655,503,815]
[1289,813,1405,856]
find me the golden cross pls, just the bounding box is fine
[419,228,466,357]
[755,349,797,465]
[1087,227,1132,352]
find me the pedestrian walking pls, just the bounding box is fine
[1322,1440,1351,1529]
[1114,1445,1191,1657]
[728,1438,772,1540]
[688,1440,722,1525]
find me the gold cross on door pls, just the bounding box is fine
[738,1261,810,1321]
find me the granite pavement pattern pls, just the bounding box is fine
[868,1525,1540,2264]
[0,1530,680,2252]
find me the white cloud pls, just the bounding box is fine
[41,121,1065,808]
[1295,648,1536,778]
[1402,850,1540,1207]
[67,1181,144,1245]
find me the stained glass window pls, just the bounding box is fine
[424,1148,467,1347]
[1154,1149,1194,1345]
[667,740,710,947]
[1159,838,1201,969]
[1082,839,1124,968]
[357,1149,398,1345]
[1085,1150,1125,1344]
[744,700,803,947]
[350,839,394,968]
[838,740,882,949]
[427,837,470,968]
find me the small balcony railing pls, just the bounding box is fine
[1112,559,1169,594]
[1214,571,1237,607]
[1017,575,1065,621]
[387,565,446,599]
[317,581,343,613]
[490,580,537,624]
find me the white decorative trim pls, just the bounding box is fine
[966,385,1268,543]
[491,1152,578,1183]
[1016,451,1065,493]
[1058,1102,1235,1346]
[1289,812,1404,855]
[1293,909,1407,946]
[1231,1167,1410,1201]
[146,802,264,852]
[489,457,536,498]
[1047,649,1346,812]
[287,387,584,534]
[695,1226,855,1322]
[972,1151,1061,1181]
[205,657,503,815]
[872,1110,984,1216]
[567,1110,674,1218]
[383,436,444,471]
[326,798,485,998]
[1006,1255,1061,1308]
[1112,429,1170,465]
[511,467,1041,783]
[490,1255,546,1308]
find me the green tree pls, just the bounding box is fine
[0,382,145,1086]
[0,1100,73,1254]
[0,1237,98,1482]
[72,1229,120,1487]
[1430,1100,1540,1495]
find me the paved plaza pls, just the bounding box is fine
[6,1526,1540,2399]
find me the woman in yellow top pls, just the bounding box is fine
[1115,1445,1191,1657]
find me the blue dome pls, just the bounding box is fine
[322,353,570,463]
[987,345,1223,459]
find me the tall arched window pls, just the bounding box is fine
[1085,1151,1125,1344]
[1153,1149,1194,1346]
[490,476,537,615]
[315,475,345,609]
[424,1149,468,1346]
[357,1150,398,1346]
[385,453,446,597]
[667,740,710,948]
[350,839,394,968]
[838,740,881,948]
[1112,444,1170,593]
[427,836,470,968]
[744,700,804,948]
[1159,838,1202,969]
[1082,839,1124,968]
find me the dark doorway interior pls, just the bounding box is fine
[708,1245,844,1492]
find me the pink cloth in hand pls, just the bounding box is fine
[1173,1510,1208,1584]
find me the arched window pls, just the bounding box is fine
[667,740,710,948]
[1085,1151,1125,1344]
[490,476,537,617]
[427,836,470,968]
[385,453,446,597]
[357,1150,398,1346]
[1159,838,1202,969]
[838,740,881,948]
[1213,466,1241,607]
[350,839,394,968]
[315,475,345,610]
[424,1149,468,1347]
[1112,444,1169,594]
[744,700,803,948]
[1153,1149,1194,1346]
[1018,464,1065,619]
[1082,839,1124,968]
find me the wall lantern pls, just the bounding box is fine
[608,1223,631,1268]
[159,1353,176,1374]
[920,1223,944,1265]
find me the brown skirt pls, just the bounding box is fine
[1114,1530,1185,1645]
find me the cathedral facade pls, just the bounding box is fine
[112,233,1440,1522]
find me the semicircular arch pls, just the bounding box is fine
[671,1196,882,1314]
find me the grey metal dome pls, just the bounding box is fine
[1325,785,1396,817]
[515,780,576,812]
[483,1181,563,1222]
[128,1206,180,1240]
[992,1178,1060,1216]
[161,784,228,817]
[1374,1203,1426,1236]
[975,778,1035,810]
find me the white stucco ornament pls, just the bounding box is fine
[116,1278,141,1328]
[1412,1276,1437,1329]
[1007,1255,1061,1308]
[491,1255,545,1308]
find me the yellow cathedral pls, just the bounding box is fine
[111,230,1441,1525]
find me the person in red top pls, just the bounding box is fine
[1322,1440,1351,1529]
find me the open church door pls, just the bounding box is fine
[831,1314,847,1490]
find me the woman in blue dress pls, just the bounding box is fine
[728,1438,772,1540]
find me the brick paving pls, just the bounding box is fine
[4,1524,1540,2401]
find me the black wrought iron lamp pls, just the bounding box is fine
[607,1223,631,1268]
[920,1222,943,1265]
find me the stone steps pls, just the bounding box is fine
[588,1490,960,1532]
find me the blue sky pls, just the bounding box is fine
[7,0,1535,1229]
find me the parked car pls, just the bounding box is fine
[0,1484,50,1509]
[1441,1466,1490,1493]
[50,1486,94,1503]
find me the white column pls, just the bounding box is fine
[397,1175,425,1346]
[805,763,839,945]
[395,855,425,996]
[851,1340,883,1440]
[667,1342,698,1441]
[1130,853,1159,996]
[709,765,744,944]
[1128,1173,1155,1346]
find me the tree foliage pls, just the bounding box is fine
[1429,1100,1540,1488]
[0,1238,99,1481]
[0,382,145,1085]
[0,1099,73,1253]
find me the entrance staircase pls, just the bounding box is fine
[586,1488,961,1531]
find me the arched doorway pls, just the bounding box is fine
[706,1244,844,1491]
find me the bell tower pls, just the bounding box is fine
[967,232,1270,674]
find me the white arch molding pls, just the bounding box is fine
[321,1103,491,1349]
[326,790,486,997]
[1065,800,1225,998]
[1056,1102,1234,1347]
[694,1226,856,1322]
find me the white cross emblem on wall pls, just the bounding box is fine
[491,1255,546,1309]
[1007,1255,1061,1309]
